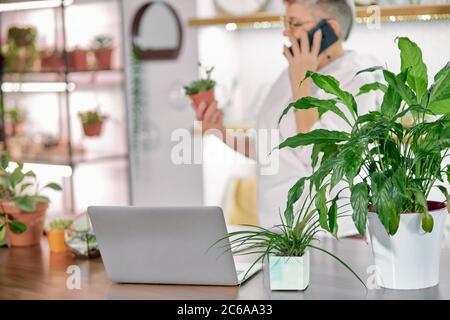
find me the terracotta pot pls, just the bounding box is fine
[47,230,68,253]
[82,121,104,137]
[4,202,48,247]
[94,48,113,70]
[190,88,215,109]
[41,52,64,72]
[68,49,88,71]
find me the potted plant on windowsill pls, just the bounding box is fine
[68,47,89,71]
[0,152,62,247]
[184,64,216,109]
[92,35,113,70]
[78,110,107,137]
[5,106,25,137]
[277,37,449,290]
[46,218,73,253]
[217,193,366,291]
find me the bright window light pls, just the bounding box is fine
[225,23,237,31]
[0,0,73,12]
[1,82,75,93]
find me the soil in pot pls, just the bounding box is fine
[190,88,215,109]
[4,202,48,247]
[94,48,113,69]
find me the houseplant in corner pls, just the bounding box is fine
[277,37,449,290]
[46,218,73,253]
[217,193,366,291]
[0,152,62,247]
[184,64,216,109]
[78,110,107,137]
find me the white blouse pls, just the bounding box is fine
[256,51,383,236]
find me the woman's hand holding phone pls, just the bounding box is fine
[283,28,322,99]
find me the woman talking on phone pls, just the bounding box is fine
[194,0,382,236]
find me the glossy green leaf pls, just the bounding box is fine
[9,167,24,189]
[383,70,417,106]
[380,85,402,118]
[278,96,351,126]
[316,186,329,231]
[19,183,33,194]
[434,61,449,82]
[304,70,357,116]
[276,129,349,150]
[13,196,36,212]
[328,196,338,237]
[354,65,384,77]
[350,182,369,236]
[284,177,306,227]
[428,66,450,115]
[422,213,434,233]
[397,37,428,101]
[1,152,9,170]
[356,82,387,96]
[43,182,62,191]
[8,220,27,234]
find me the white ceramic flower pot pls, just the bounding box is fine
[268,251,310,291]
[368,201,448,290]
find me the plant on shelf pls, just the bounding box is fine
[0,152,62,247]
[68,46,89,71]
[184,64,216,109]
[5,106,26,137]
[4,26,38,73]
[92,35,113,70]
[46,218,73,253]
[276,37,450,290]
[216,194,366,291]
[78,110,107,137]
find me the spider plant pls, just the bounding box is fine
[276,37,449,236]
[215,192,366,288]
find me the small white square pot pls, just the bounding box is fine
[268,251,310,291]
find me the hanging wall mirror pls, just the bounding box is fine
[132,1,183,60]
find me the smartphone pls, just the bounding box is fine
[288,19,338,55]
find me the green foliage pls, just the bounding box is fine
[78,111,104,126]
[5,107,25,126]
[184,64,216,96]
[49,219,73,231]
[215,194,366,288]
[277,37,450,236]
[5,26,38,73]
[0,152,62,234]
[93,35,113,49]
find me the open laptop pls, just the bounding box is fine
[87,206,262,286]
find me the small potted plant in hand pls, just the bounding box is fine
[92,35,113,70]
[184,64,216,109]
[0,152,62,247]
[46,218,73,253]
[217,193,365,291]
[78,110,107,137]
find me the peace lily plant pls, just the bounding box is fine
[277,37,449,290]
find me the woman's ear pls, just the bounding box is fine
[327,19,341,38]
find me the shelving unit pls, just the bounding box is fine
[0,0,131,214]
[188,3,450,29]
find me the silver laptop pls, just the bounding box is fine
[87,206,261,286]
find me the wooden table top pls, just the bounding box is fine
[1,235,450,300]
